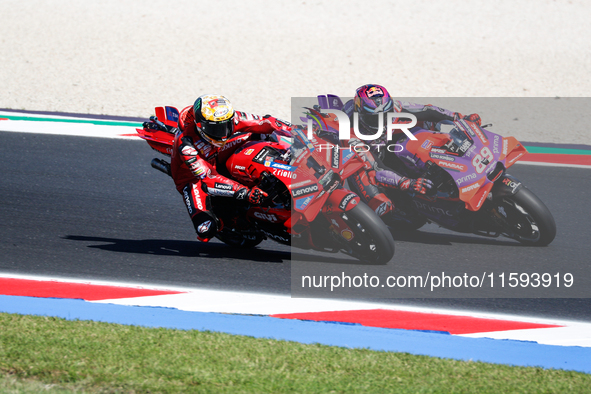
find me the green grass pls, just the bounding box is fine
[0,313,589,393]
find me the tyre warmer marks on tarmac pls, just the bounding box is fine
[1,276,590,374]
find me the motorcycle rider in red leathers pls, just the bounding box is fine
[326,84,481,220]
[166,94,291,242]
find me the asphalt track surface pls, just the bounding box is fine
[1,131,590,321]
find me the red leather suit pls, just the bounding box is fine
[171,105,290,240]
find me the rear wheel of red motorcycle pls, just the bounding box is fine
[341,203,396,264]
[500,187,556,246]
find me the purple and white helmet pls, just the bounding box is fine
[354,84,394,133]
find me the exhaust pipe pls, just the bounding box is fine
[151,158,172,177]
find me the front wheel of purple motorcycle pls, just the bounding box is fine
[496,187,557,246]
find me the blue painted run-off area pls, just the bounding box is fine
[1,295,590,374]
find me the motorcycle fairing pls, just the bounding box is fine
[409,194,465,228]
[246,206,291,226]
[491,174,524,199]
[136,106,180,157]
[319,189,363,244]
[290,152,331,223]
[398,122,528,211]
[465,181,494,211]
[136,126,175,156]
[317,94,345,111]
[500,136,528,167]
[323,189,361,214]
[155,106,180,128]
[226,140,291,187]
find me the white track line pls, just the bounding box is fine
[1,114,590,168]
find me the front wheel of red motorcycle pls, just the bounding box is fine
[498,187,557,246]
[340,203,396,264]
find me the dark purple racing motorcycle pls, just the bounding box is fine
[308,95,557,246]
[377,119,556,246]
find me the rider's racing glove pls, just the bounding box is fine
[463,113,482,126]
[235,186,269,205]
[180,136,211,180]
[262,115,292,136]
[398,177,434,195]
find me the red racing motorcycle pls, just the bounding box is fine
[137,106,395,264]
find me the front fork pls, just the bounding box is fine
[320,188,363,243]
[490,173,523,200]
[289,189,362,251]
[473,173,524,235]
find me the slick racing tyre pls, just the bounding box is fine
[497,187,556,246]
[340,203,395,264]
[215,228,265,248]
